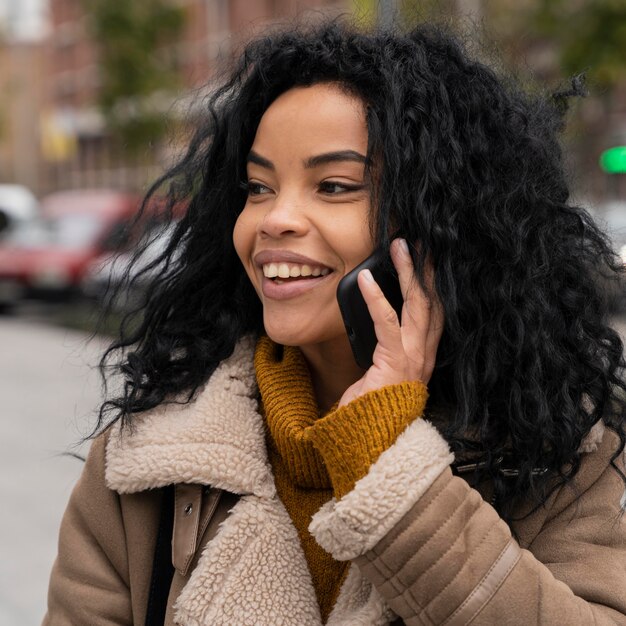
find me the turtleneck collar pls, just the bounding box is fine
[254,335,331,489]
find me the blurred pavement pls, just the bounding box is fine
[0,318,107,625]
[0,314,624,625]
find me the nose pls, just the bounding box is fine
[258,191,309,239]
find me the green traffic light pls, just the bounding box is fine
[600,146,626,174]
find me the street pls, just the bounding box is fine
[0,313,625,625]
[0,318,106,625]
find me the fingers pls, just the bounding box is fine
[390,238,419,300]
[356,239,444,384]
[391,238,430,332]
[390,238,444,382]
[357,269,402,355]
[390,238,433,308]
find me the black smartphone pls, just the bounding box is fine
[336,247,404,369]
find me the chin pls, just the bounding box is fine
[262,315,346,351]
[263,324,312,347]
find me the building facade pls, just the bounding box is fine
[38,0,348,195]
[0,39,45,191]
[0,0,623,199]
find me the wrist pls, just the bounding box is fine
[310,381,428,498]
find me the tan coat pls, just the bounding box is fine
[44,337,626,625]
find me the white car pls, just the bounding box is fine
[81,222,178,311]
[0,184,39,237]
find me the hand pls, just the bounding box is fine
[338,238,444,407]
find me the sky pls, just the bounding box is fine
[0,0,48,41]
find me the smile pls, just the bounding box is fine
[262,262,331,279]
[261,270,334,300]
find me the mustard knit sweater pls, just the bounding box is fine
[254,335,428,622]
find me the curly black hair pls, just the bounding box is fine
[98,18,626,519]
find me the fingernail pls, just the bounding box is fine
[361,269,374,282]
[397,238,410,256]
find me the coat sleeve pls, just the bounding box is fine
[42,434,134,626]
[310,418,626,626]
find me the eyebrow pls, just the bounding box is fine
[247,149,368,170]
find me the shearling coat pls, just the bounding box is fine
[44,336,626,625]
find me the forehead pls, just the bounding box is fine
[251,83,368,158]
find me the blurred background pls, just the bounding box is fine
[0,0,624,624]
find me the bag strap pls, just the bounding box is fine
[145,485,175,626]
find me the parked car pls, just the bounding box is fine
[0,189,142,310]
[0,184,39,238]
[81,221,179,312]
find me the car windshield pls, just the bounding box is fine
[6,214,106,250]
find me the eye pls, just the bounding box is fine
[319,181,364,195]
[243,180,273,196]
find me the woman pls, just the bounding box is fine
[44,20,626,626]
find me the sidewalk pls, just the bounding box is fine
[0,318,107,625]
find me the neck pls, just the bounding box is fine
[299,337,365,415]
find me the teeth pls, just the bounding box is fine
[264,263,278,278]
[262,262,331,278]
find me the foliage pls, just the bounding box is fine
[371,0,626,94]
[529,0,626,90]
[352,0,459,27]
[399,0,457,23]
[81,0,186,152]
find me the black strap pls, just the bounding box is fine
[145,485,175,626]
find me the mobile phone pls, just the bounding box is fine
[336,248,404,369]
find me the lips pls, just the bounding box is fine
[253,249,336,300]
[260,272,334,300]
[253,249,332,270]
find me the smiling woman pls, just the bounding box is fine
[233,84,375,397]
[43,18,626,626]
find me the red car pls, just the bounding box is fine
[0,189,143,309]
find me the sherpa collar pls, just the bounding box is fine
[105,335,276,499]
[104,334,607,498]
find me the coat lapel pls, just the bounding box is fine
[103,335,399,625]
[172,494,392,626]
[105,336,275,499]
[174,495,322,625]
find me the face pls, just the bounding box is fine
[233,83,374,350]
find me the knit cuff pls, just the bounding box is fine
[309,381,428,499]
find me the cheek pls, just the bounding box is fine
[357,224,374,258]
[232,210,254,263]
[341,213,374,269]
[233,211,262,295]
